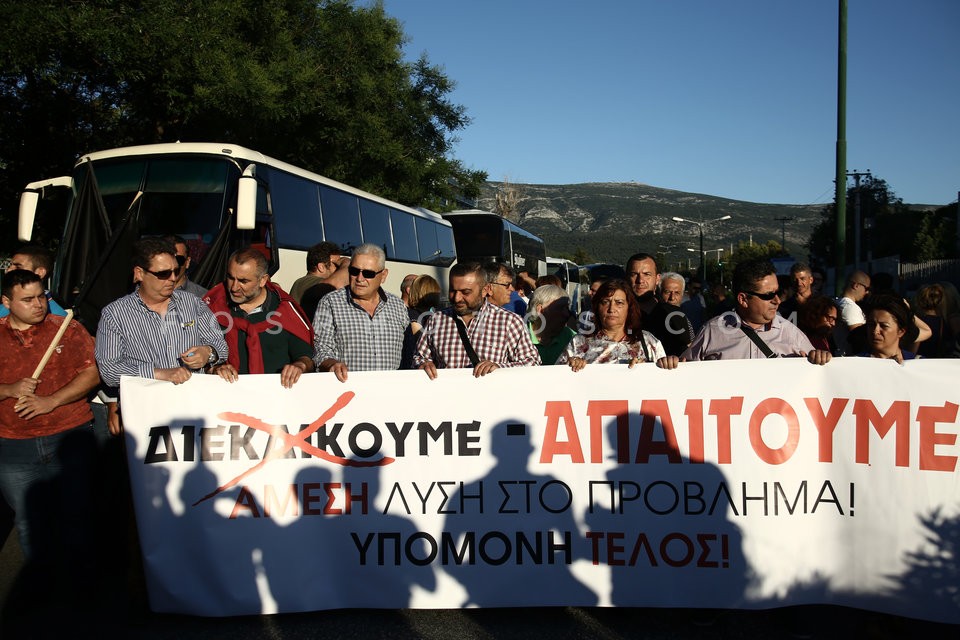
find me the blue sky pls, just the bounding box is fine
[380,0,959,206]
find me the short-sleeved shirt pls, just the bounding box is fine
[682,311,815,361]
[558,330,666,365]
[95,287,228,388]
[0,315,95,438]
[414,301,541,369]
[290,273,327,304]
[229,289,313,374]
[313,286,409,371]
[835,296,866,355]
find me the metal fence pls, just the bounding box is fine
[899,258,960,294]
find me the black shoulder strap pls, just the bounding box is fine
[638,332,651,363]
[739,323,778,358]
[454,316,481,367]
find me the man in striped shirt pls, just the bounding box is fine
[95,238,227,432]
[414,262,540,379]
[313,243,409,381]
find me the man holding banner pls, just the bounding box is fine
[414,261,540,378]
[204,247,314,388]
[0,269,100,584]
[682,258,833,364]
[313,243,409,381]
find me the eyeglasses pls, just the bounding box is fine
[854,282,870,292]
[489,281,514,289]
[144,268,178,281]
[175,254,187,273]
[744,290,780,301]
[348,266,384,279]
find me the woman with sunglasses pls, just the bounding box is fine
[558,279,678,370]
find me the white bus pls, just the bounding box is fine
[17,142,457,331]
[546,256,585,314]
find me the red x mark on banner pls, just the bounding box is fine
[192,391,394,506]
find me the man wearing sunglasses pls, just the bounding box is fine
[95,237,228,432]
[163,234,207,298]
[313,243,410,381]
[681,258,831,364]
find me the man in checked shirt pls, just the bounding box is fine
[313,243,410,381]
[414,262,540,379]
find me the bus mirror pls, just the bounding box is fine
[237,166,258,230]
[18,190,39,241]
[18,176,72,242]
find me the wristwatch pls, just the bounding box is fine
[207,346,219,365]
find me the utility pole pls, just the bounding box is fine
[834,0,848,296]
[774,217,793,252]
[847,170,871,270]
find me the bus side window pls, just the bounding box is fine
[391,209,419,261]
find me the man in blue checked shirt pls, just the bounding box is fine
[95,237,227,433]
[313,243,410,381]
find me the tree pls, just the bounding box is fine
[807,176,959,265]
[572,248,591,265]
[721,240,787,285]
[806,175,927,265]
[0,0,485,249]
[493,178,523,222]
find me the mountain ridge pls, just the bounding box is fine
[477,181,825,266]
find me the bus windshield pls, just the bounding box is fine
[82,156,235,241]
[446,215,503,261]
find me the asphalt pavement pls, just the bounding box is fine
[1,522,957,640]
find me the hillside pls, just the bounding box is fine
[477,182,824,267]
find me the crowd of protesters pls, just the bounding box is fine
[1,236,957,625]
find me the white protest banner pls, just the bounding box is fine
[119,358,960,622]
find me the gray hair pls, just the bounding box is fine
[529,284,568,311]
[353,243,387,270]
[660,271,685,288]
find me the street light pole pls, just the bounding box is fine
[672,215,731,283]
[688,247,723,282]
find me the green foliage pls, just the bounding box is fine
[721,240,788,283]
[571,247,591,265]
[0,0,485,249]
[805,175,955,265]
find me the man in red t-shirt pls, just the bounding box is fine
[0,269,99,574]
